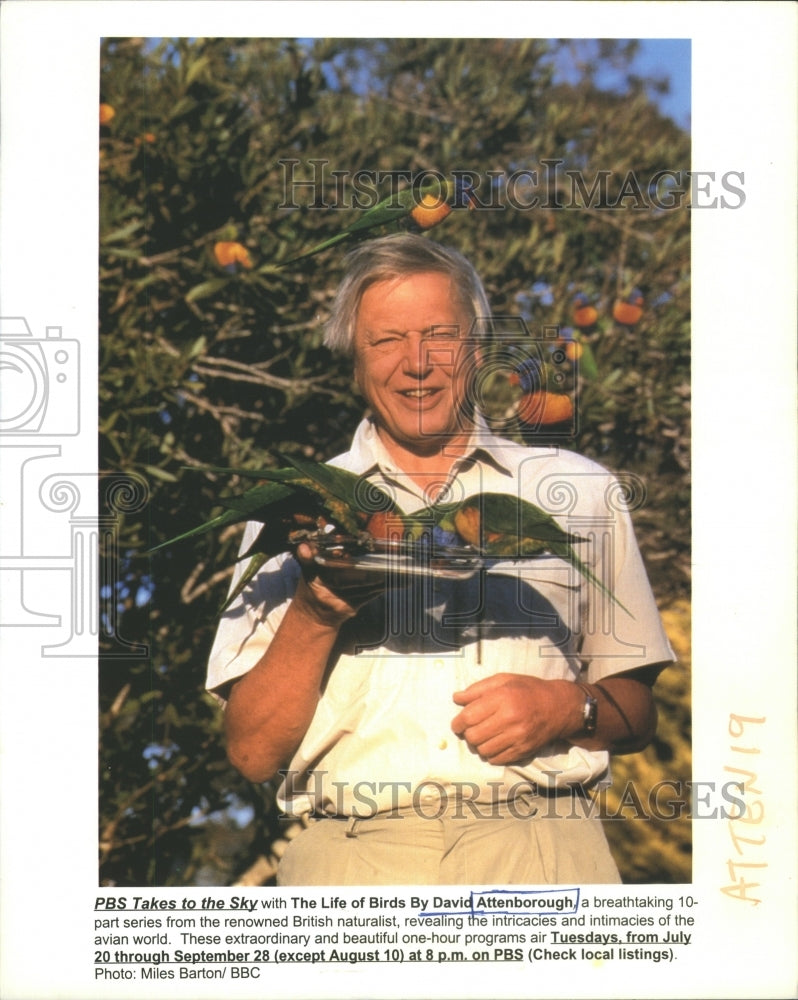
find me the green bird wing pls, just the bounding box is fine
[477,493,581,548]
[479,493,631,616]
[280,191,411,266]
[219,551,270,614]
[544,538,632,618]
[413,492,630,616]
[148,457,402,556]
[181,463,305,482]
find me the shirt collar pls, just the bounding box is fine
[344,415,518,480]
[465,412,519,477]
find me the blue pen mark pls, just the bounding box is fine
[418,888,580,918]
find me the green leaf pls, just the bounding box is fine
[185,54,211,86]
[102,219,144,244]
[144,465,178,483]
[101,246,144,260]
[185,278,230,303]
[186,336,207,360]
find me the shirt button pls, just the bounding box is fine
[433,659,444,668]
[438,739,448,750]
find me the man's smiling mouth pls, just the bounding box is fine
[398,388,439,398]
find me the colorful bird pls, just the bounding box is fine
[281,178,476,266]
[149,458,405,557]
[147,458,401,611]
[266,450,399,538]
[572,292,598,328]
[612,288,644,326]
[426,492,629,614]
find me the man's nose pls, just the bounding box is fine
[400,330,435,377]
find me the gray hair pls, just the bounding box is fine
[323,234,491,355]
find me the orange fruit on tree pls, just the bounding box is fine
[612,289,644,326]
[517,390,573,427]
[213,241,253,270]
[564,340,583,361]
[572,292,598,328]
[612,301,643,325]
[572,304,598,328]
[99,103,115,125]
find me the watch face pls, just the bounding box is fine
[581,688,598,734]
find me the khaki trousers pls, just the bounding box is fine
[277,793,621,886]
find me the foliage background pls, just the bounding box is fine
[99,37,691,887]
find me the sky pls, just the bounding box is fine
[147,36,691,132]
[632,39,690,127]
[550,38,691,130]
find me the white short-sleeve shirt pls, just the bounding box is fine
[207,419,675,817]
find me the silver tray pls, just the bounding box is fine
[310,536,561,580]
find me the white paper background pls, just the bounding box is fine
[1,2,796,998]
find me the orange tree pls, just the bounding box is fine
[99,37,690,885]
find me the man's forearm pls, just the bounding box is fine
[224,543,386,784]
[224,596,344,783]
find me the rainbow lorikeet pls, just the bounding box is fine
[415,492,629,615]
[281,177,476,266]
[151,460,628,615]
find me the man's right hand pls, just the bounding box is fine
[292,541,386,627]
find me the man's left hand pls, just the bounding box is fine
[451,674,582,765]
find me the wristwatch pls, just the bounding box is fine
[579,684,598,736]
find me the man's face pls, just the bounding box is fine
[352,272,475,456]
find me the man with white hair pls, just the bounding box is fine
[207,233,674,885]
